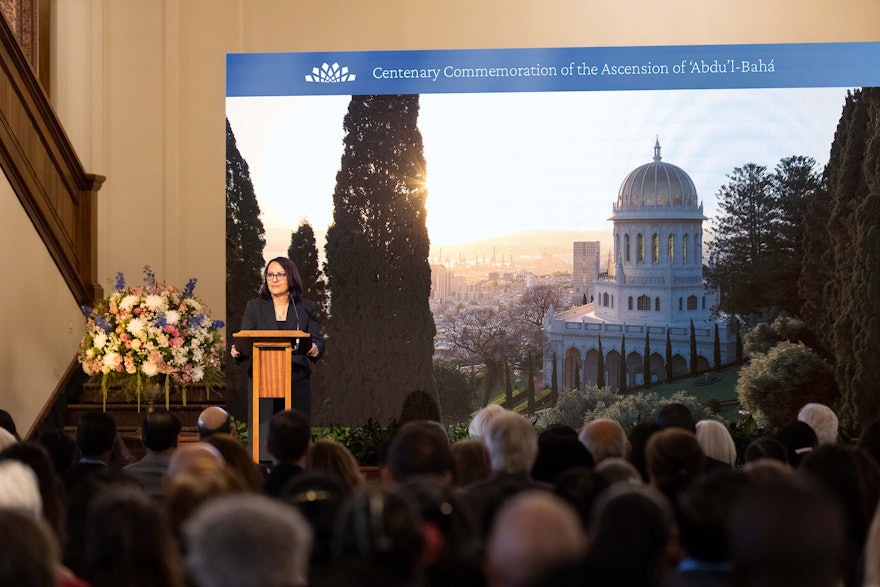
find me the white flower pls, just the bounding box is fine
[127,317,146,336]
[102,352,120,368]
[165,310,180,325]
[192,366,205,382]
[185,298,203,312]
[119,294,140,311]
[93,332,108,349]
[142,361,158,377]
[144,294,166,311]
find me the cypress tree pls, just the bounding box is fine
[551,353,558,401]
[225,118,266,419]
[643,330,651,388]
[582,293,588,305]
[735,320,744,366]
[573,360,581,392]
[505,362,513,407]
[597,336,605,389]
[619,335,627,394]
[665,328,674,383]
[287,220,328,323]
[689,320,698,377]
[527,351,536,415]
[323,95,436,425]
[713,323,721,372]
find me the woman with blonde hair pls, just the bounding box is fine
[308,438,363,489]
[695,419,737,470]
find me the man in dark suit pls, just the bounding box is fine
[62,410,119,496]
[263,409,311,497]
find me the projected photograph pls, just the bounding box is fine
[225,44,879,428]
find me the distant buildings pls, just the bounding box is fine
[572,240,601,304]
[544,140,736,390]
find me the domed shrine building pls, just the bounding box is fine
[543,141,736,390]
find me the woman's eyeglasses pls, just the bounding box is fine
[266,272,287,281]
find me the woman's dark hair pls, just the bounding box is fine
[259,257,303,300]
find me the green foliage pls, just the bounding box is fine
[322,95,436,425]
[537,386,713,432]
[736,341,839,430]
[287,220,328,322]
[744,314,811,356]
[433,360,476,426]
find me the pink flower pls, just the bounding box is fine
[133,307,142,315]
[170,337,184,347]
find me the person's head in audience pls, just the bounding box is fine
[695,419,737,468]
[729,475,848,587]
[450,439,491,486]
[595,457,642,486]
[578,418,628,463]
[677,470,752,568]
[553,466,610,532]
[483,410,538,475]
[75,411,117,463]
[267,409,311,466]
[800,443,880,567]
[743,457,795,483]
[206,433,264,492]
[384,420,454,483]
[0,409,21,441]
[185,493,313,587]
[775,420,818,467]
[532,425,594,484]
[657,402,696,432]
[334,484,425,587]
[0,459,42,516]
[308,438,364,489]
[486,490,587,587]
[588,483,675,586]
[0,508,59,587]
[141,408,182,454]
[0,441,67,544]
[164,442,225,484]
[858,418,880,469]
[80,486,185,587]
[0,427,18,451]
[862,491,880,587]
[646,428,704,505]
[401,477,485,586]
[798,402,839,445]
[744,436,788,465]
[197,405,233,440]
[468,404,506,441]
[399,389,441,423]
[628,421,662,482]
[37,430,78,475]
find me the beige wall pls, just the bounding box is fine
[3,0,878,432]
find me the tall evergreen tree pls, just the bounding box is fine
[643,330,651,388]
[597,336,605,389]
[527,351,536,415]
[573,361,581,392]
[735,323,744,366]
[287,220,328,322]
[505,362,513,407]
[690,320,698,377]
[619,335,627,394]
[225,118,266,419]
[551,352,558,403]
[713,323,722,372]
[322,95,436,425]
[665,329,674,383]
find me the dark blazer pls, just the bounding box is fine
[238,295,324,378]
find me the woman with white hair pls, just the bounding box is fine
[695,419,737,470]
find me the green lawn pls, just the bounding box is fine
[645,365,742,422]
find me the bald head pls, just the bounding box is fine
[579,419,628,463]
[198,406,232,439]
[165,442,224,483]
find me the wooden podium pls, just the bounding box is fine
[233,330,311,461]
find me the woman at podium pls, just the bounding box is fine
[231,257,324,416]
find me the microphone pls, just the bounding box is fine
[289,293,302,352]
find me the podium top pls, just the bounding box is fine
[233,330,310,339]
[232,330,312,354]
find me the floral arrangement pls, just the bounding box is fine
[78,266,225,409]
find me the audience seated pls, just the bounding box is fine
[197,405,233,439]
[798,403,839,445]
[694,419,737,471]
[164,441,225,483]
[744,436,788,465]
[0,459,42,516]
[80,486,185,587]
[775,420,818,467]
[37,429,78,476]
[595,457,642,486]
[264,409,311,497]
[0,408,21,440]
[207,433,265,492]
[450,439,491,486]
[0,441,67,544]
[628,421,662,482]
[333,484,425,587]
[857,419,880,470]
[657,402,696,433]
[468,404,506,441]
[728,475,849,587]
[62,411,119,496]
[383,420,455,484]
[308,438,364,489]
[646,428,704,508]
[532,424,594,484]
[124,408,182,500]
[578,418,629,463]
[486,490,587,587]
[0,508,60,587]
[553,466,610,532]
[0,427,17,451]
[185,493,314,587]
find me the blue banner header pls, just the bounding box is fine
[227,42,880,97]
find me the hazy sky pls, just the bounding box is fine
[226,87,848,261]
